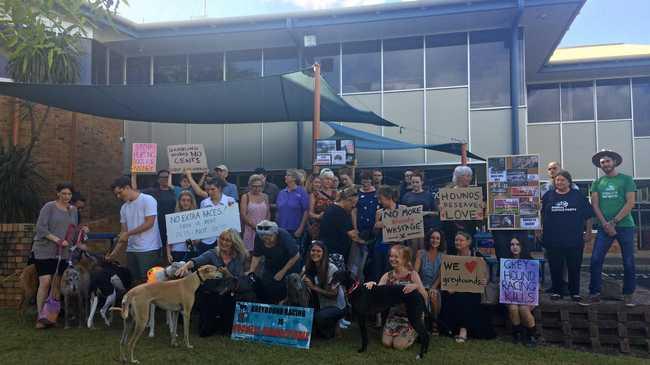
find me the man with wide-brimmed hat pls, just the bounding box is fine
[581,150,637,307]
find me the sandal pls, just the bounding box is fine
[454,335,467,343]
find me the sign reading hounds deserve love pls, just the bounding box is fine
[440,255,488,293]
[499,259,540,306]
[165,205,241,243]
[439,187,483,221]
[381,205,424,243]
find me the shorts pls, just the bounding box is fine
[34,258,69,277]
[127,250,162,282]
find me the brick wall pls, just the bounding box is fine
[0,224,33,308]
[0,96,123,230]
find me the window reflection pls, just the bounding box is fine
[426,33,467,88]
[527,84,560,123]
[91,41,107,85]
[383,37,423,91]
[342,40,380,93]
[633,78,650,137]
[154,55,187,84]
[304,43,340,92]
[264,47,298,76]
[596,79,631,120]
[126,56,150,85]
[226,49,262,81]
[108,50,124,85]
[561,81,593,121]
[189,53,223,83]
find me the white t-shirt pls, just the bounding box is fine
[120,193,162,253]
[200,194,236,245]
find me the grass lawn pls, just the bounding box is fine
[0,308,646,365]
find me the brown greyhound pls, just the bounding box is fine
[111,265,223,364]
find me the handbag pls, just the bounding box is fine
[37,256,62,325]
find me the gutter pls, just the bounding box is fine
[510,0,524,155]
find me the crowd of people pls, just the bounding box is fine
[30,149,639,350]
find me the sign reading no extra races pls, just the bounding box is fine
[440,255,488,293]
[382,205,424,243]
[167,144,209,174]
[131,143,157,173]
[439,187,483,221]
[165,204,241,244]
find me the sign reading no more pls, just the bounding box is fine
[381,205,424,243]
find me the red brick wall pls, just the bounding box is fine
[0,96,123,230]
[0,224,33,308]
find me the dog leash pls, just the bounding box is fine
[346,280,360,295]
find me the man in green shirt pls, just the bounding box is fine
[581,150,637,307]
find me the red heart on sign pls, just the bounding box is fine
[465,260,478,273]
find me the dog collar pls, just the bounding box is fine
[196,270,205,283]
[347,280,360,295]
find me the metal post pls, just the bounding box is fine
[461,143,468,165]
[510,0,524,155]
[297,48,304,169]
[312,63,321,172]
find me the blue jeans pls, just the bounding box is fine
[347,242,368,281]
[589,227,636,295]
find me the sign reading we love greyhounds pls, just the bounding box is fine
[440,255,489,293]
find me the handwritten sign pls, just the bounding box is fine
[167,144,209,173]
[440,255,488,293]
[382,205,424,243]
[499,259,539,306]
[439,187,483,221]
[232,301,314,350]
[165,204,241,243]
[131,143,157,173]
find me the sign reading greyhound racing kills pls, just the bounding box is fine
[499,259,540,306]
[131,143,157,173]
[439,187,483,221]
[232,301,314,349]
[165,204,240,243]
[167,144,209,173]
[382,205,424,243]
[440,255,488,293]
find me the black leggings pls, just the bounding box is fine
[196,290,236,337]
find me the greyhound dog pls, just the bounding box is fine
[146,262,187,338]
[285,273,311,307]
[112,265,223,364]
[17,264,39,320]
[87,260,132,328]
[60,264,91,329]
[332,270,430,360]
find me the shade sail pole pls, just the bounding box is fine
[461,143,468,165]
[312,63,321,172]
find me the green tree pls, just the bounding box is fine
[0,0,124,222]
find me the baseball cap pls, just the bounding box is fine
[214,164,229,172]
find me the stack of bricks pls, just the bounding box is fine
[0,224,34,308]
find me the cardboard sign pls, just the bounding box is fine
[167,144,209,173]
[232,301,314,350]
[439,187,483,221]
[381,205,424,243]
[440,255,488,293]
[165,204,241,243]
[131,143,157,173]
[487,154,541,230]
[499,259,540,306]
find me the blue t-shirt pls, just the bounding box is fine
[356,190,379,232]
[542,189,594,247]
[276,186,309,231]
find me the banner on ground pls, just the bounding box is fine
[231,301,314,350]
[487,154,541,230]
[165,204,241,243]
[381,205,424,243]
[440,255,488,293]
[167,144,209,173]
[499,258,540,306]
[131,143,157,173]
[439,187,483,221]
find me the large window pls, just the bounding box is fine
[304,43,340,92]
[596,79,631,120]
[154,55,187,84]
[126,56,151,85]
[226,49,262,81]
[383,37,423,91]
[264,47,298,76]
[527,84,560,123]
[561,81,593,121]
[633,77,650,137]
[91,41,107,85]
[342,40,380,93]
[189,53,223,83]
[426,32,467,88]
[108,50,124,85]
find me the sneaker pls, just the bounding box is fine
[550,294,561,301]
[624,294,636,308]
[571,295,582,302]
[579,294,601,306]
[340,319,351,327]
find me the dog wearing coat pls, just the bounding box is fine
[112,265,223,364]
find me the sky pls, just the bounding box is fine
[118,0,650,47]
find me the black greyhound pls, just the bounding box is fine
[332,270,430,360]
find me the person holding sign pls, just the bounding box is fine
[503,237,537,347]
[441,166,482,255]
[400,172,438,259]
[175,229,248,337]
[414,229,446,333]
[370,186,403,282]
[198,177,237,254]
[364,245,427,351]
[166,191,198,263]
[439,232,495,343]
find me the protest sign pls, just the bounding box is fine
[167,144,209,173]
[499,259,540,306]
[131,143,157,173]
[440,255,488,293]
[165,204,241,243]
[232,301,314,350]
[439,187,483,221]
[382,205,424,243]
[487,154,541,230]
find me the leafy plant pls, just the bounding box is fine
[0,0,125,222]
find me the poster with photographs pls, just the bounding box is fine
[314,139,355,166]
[487,154,541,230]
